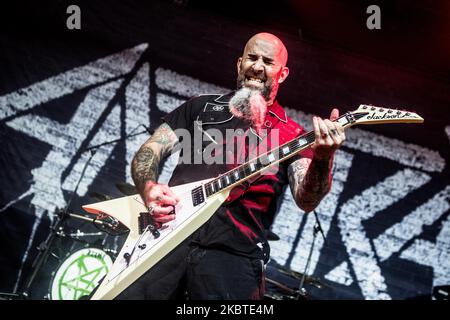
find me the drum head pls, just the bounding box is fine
[50,247,113,300]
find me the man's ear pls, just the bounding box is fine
[237,57,242,74]
[278,66,289,84]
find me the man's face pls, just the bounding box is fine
[236,36,289,103]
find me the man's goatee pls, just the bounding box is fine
[229,87,267,133]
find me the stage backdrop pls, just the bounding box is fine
[1,1,449,300]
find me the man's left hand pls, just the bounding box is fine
[311,108,345,160]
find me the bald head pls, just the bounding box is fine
[236,32,290,104]
[243,33,288,67]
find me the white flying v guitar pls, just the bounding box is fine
[82,105,423,299]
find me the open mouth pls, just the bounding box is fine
[245,76,265,85]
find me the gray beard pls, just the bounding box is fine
[229,87,267,132]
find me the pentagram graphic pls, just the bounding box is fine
[50,248,113,300]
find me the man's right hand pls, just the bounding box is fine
[143,181,180,223]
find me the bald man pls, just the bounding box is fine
[116,33,344,300]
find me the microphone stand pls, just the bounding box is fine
[12,124,151,300]
[84,124,151,152]
[20,208,69,299]
[297,210,327,300]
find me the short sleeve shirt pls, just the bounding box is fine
[162,92,313,259]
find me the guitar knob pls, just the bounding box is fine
[151,229,160,239]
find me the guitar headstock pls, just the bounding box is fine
[348,104,424,125]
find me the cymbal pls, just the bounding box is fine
[115,182,137,196]
[89,192,113,202]
[277,267,325,289]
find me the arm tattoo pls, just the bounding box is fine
[132,146,160,191]
[288,157,332,212]
[131,123,178,193]
[148,123,179,154]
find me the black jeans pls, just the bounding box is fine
[115,240,265,300]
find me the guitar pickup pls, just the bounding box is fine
[191,186,205,206]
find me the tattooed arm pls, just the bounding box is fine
[288,108,345,212]
[288,157,332,213]
[131,123,177,190]
[131,122,180,223]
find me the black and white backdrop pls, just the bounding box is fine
[1,0,449,300]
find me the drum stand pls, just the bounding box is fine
[297,210,327,300]
[0,207,73,300]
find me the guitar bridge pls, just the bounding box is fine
[138,212,161,238]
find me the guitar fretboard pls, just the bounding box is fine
[204,132,313,197]
[204,112,361,197]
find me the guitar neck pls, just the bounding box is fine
[203,112,360,197]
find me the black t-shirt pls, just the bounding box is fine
[162,92,313,260]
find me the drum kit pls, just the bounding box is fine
[264,259,328,300]
[0,125,151,301]
[0,182,137,301]
[263,210,331,300]
[42,183,139,300]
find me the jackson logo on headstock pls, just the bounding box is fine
[366,111,411,120]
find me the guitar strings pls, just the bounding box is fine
[205,114,350,195]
